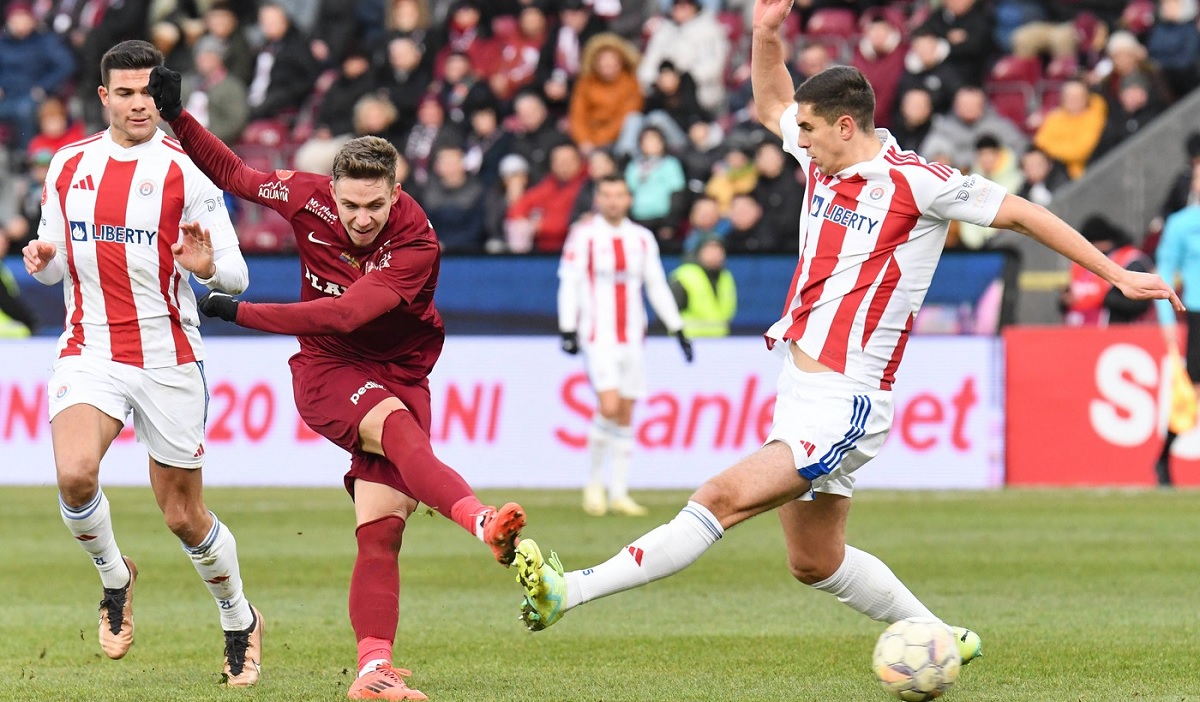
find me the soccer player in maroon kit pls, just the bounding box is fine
[149,67,524,701]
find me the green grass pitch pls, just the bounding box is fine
[1,487,1198,701]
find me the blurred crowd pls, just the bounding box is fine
[1,0,1199,256]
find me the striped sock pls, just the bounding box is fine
[60,489,129,589]
[566,501,723,608]
[183,513,253,631]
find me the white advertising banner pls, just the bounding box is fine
[0,337,1003,489]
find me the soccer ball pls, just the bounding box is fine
[872,617,961,701]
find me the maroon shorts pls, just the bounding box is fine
[288,353,431,498]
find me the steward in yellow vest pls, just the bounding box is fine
[669,236,736,337]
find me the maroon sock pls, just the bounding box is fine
[349,515,405,645]
[381,410,483,533]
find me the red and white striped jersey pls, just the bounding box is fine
[767,103,1007,389]
[37,128,239,368]
[558,216,683,346]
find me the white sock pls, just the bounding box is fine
[60,489,130,589]
[609,426,634,501]
[565,501,724,608]
[183,513,254,631]
[810,545,937,623]
[587,416,616,486]
[359,658,388,678]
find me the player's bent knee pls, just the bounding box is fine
[57,466,100,507]
[359,398,409,455]
[788,555,838,585]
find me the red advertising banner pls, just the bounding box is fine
[1005,325,1200,486]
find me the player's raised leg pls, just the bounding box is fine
[779,496,982,664]
[347,480,428,701]
[518,442,808,630]
[51,402,136,659]
[359,397,524,565]
[149,459,261,685]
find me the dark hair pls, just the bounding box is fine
[792,65,875,131]
[596,173,628,189]
[333,136,399,188]
[1186,131,1200,160]
[974,134,1001,150]
[638,125,666,143]
[100,40,163,87]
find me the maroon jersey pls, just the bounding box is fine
[171,113,444,381]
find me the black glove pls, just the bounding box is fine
[675,330,694,363]
[198,291,240,322]
[560,330,580,355]
[147,65,183,121]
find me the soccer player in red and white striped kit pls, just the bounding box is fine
[22,41,262,685]
[558,174,693,517]
[147,63,526,700]
[514,0,1184,668]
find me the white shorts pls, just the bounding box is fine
[47,355,209,469]
[583,343,646,399]
[765,350,894,500]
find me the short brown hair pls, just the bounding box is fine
[100,40,163,87]
[332,136,399,188]
[793,65,876,132]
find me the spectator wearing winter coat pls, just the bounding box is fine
[246,3,319,123]
[506,142,590,253]
[0,2,75,149]
[637,0,729,113]
[625,126,687,226]
[424,144,487,253]
[1033,78,1107,179]
[920,86,1028,171]
[568,33,643,152]
[896,29,964,116]
[1147,0,1200,98]
[914,0,995,86]
[1091,73,1164,162]
[852,15,907,128]
[616,60,704,157]
[891,88,936,152]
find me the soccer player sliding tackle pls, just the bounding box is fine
[509,0,1184,679]
[149,66,525,701]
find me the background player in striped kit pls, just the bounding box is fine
[513,0,1183,668]
[558,174,693,517]
[21,40,262,686]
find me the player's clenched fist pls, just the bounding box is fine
[198,291,240,322]
[147,65,183,121]
[23,240,56,274]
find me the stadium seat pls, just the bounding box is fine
[236,207,295,253]
[985,83,1035,133]
[988,55,1042,86]
[716,11,744,50]
[491,15,518,40]
[1044,55,1080,81]
[906,3,931,32]
[862,6,909,34]
[238,119,289,149]
[290,69,339,144]
[1074,12,1105,65]
[805,8,858,39]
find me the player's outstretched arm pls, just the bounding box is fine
[992,194,1184,311]
[751,0,797,139]
[203,274,404,335]
[150,67,274,206]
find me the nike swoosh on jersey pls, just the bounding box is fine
[307,232,332,246]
